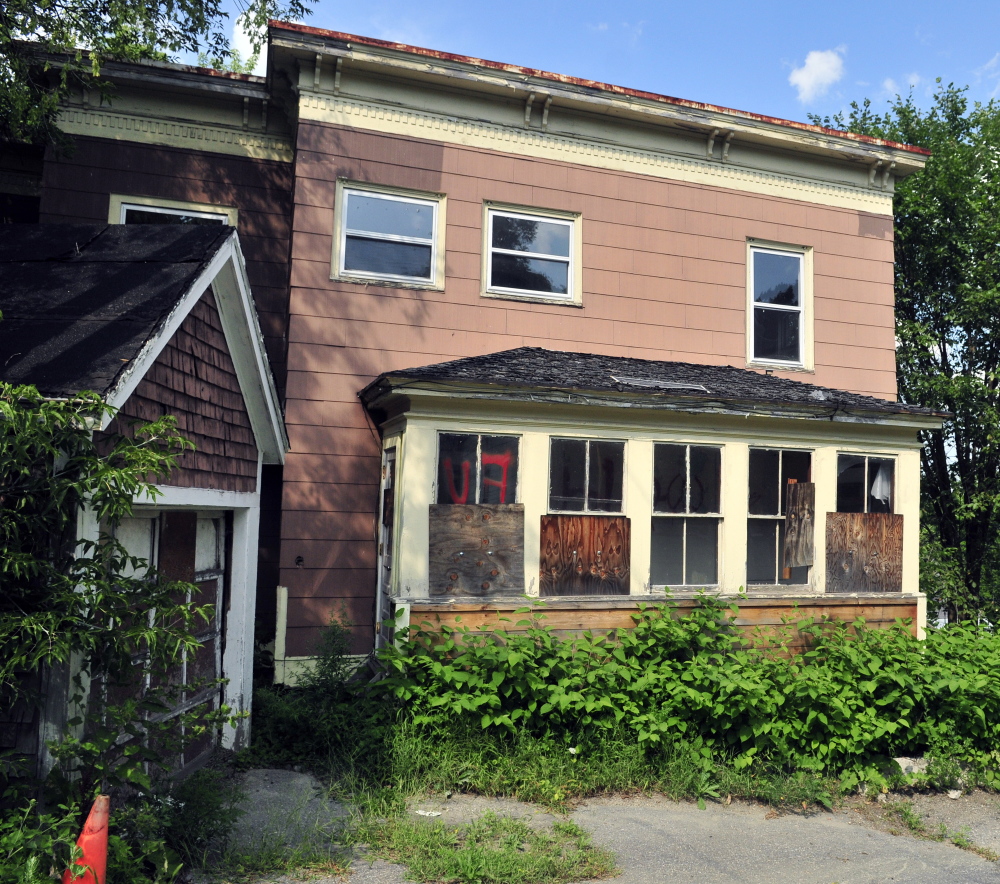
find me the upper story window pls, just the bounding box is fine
[748,243,810,367]
[837,455,894,514]
[549,438,624,513]
[747,448,812,585]
[333,182,445,288]
[437,433,520,505]
[484,204,582,305]
[109,194,236,227]
[650,443,722,587]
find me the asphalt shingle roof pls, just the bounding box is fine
[365,347,942,419]
[0,224,232,397]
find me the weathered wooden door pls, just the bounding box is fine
[374,446,397,648]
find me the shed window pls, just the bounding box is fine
[487,209,574,299]
[650,444,721,586]
[549,438,624,513]
[747,448,811,584]
[437,433,519,505]
[750,246,804,365]
[837,455,894,514]
[340,188,438,283]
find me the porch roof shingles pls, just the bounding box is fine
[0,224,231,398]
[362,346,946,421]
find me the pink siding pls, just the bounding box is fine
[281,120,899,655]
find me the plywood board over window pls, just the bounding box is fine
[540,515,630,596]
[826,512,903,593]
[429,504,525,596]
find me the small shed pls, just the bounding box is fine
[0,224,287,773]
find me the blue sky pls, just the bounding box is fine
[230,0,999,126]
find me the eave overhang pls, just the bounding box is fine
[360,376,948,432]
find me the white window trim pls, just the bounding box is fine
[108,193,237,226]
[547,437,626,515]
[332,179,446,289]
[650,442,723,589]
[746,239,813,371]
[836,452,896,514]
[746,447,813,588]
[482,201,583,306]
[434,431,522,505]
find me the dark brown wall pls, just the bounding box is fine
[39,136,293,396]
[108,289,258,493]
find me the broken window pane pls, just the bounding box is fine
[588,441,625,512]
[836,455,866,513]
[690,447,721,514]
[650,517,683,586]
[480,435,519,505]
[438,434,479,505]
[748,449,780,515]
[653,444,686,513]
[550,438,587,511]
[868,458,894,514]
[781,450,812,512]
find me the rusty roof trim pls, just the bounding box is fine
[269,20,930,159]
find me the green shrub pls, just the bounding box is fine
[373,598,1000,792]
[0,800,79,884]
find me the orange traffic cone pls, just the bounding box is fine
[62,795,109,884]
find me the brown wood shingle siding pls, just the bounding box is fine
[38,137,292,396]
[280,121,902,655]
[108,289,258,492]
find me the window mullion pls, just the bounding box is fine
[345,229,434,246]
[584,442,591,512]
[475,435,482,504]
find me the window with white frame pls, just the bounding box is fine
[486,207,576,301]
[436,433,520,505]
[650,444,721,587]
[337,186,440,284]
[750,245,805,365]
[549,438,624,512]
[747,448,811,584]
[111,194,235,226]
[837,454,894,514]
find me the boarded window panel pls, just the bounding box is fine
[837,455,866,513]
[550,439,587,511]
[690,447,721,514]
[783,482,815,568]
[653,444,686,513]
[826,512,903,593]
[540,515,630,596]
[438,434,479,505]
[588,441,625,512]
[480,435,519,505]
[748,449,780,515]
[650,517,683,586]
[686,519,719,585]
[429,504,525,596]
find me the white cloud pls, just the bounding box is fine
[883,77,899,94]
[588,22,609,32]
[232,15,266,75]
[975,52,1000,97]
[789,47,846,103]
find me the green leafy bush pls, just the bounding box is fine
[374,598,1000,792]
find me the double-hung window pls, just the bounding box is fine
[549,438,624,512]
[837,455,894,514]
[436,433,520,505]
[650,444,721,587]
[749,244,806,366]
[485,206,579,303]
[747,448,811,584]
[336,184,442,286]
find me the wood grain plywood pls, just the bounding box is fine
[826,513,904,593]
[428,504,525,596]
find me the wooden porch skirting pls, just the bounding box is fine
[402,594,919,653]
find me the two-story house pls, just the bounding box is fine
[6,21,943,679]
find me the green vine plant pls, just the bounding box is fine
[0,381,241,805]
